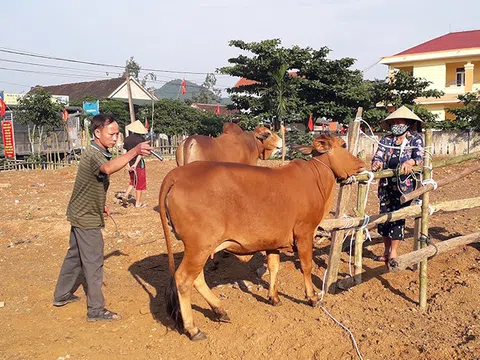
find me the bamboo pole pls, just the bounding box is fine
[325,107,362,294]
[318,197,480,231]
[419,129,432,310]
[412,217,421,271]
[388,232,480,273]
[354,151,367,285]
[400,162,480,203]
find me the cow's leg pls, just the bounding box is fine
[174,252,209,341]
[266,250,281,306]
[193,270,230,323]
[296,235,321,307]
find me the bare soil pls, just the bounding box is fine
[0,158,479,360]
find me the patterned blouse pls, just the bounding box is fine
[371,132,424,194]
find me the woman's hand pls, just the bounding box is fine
[371,161,383,172]
[400,159,415,175]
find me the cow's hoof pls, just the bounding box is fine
[189,329,207,341]
[216,313,231,323]
[269,297,282,307]
[212,307,231,323]
[308,298,322,308]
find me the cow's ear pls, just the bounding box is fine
[313,136,332,153]
[292,145,314,155]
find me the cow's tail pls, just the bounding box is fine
[165,276,184,332]
[159,174,184,332]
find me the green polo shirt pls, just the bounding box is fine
[66,141,111,229]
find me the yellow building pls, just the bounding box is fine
[380,30,480,120]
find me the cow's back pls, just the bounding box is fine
[177,133,258,166]
[164,161,328,251]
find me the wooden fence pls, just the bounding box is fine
[320,109,480,310]
[351,130,480,157]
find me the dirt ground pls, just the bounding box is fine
[0,157,479,360]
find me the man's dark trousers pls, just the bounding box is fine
[54,227,105,316]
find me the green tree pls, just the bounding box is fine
[124,56,156,90]
[219,39,304,122]
[192,73,221,104]
[445,91,480,130]
[363,71,444,128]
[14,89,63,156]
[140,99,224,137]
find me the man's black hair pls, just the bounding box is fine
[90,114,116,133]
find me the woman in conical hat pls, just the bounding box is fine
[371,106,424,263]
[120,120,149,208]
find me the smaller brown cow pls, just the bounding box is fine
[159,135,365,340]
[175,123,282,166]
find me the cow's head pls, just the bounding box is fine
[295,135,365,180]
[253,126,283,159]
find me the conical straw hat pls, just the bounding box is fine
[126,120,148,134]
[380,105,423,130]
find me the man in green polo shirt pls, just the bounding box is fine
[53,114,152,322]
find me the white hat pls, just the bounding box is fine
[380,105,423,130]
[126,120,148,134]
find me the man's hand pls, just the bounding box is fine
[104,205,110,217]
[135,141,153,156]
[400,160,415,175]
[371,161,383,172]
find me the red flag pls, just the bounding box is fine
[307,114,314,131]
[0,98,6,118]
[215,105,220,115]
[62,108,68,121]
[181,79,186,95]
[145,118,149,130]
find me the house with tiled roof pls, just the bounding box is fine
[380,30,480,121]
[31,76,157,105]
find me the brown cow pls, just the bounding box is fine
[159,135,365,340]
[175,123,282,166]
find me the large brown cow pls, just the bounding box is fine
[175,123,282,166]
[159,135,365,340]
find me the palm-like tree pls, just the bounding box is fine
[270,63,289,164]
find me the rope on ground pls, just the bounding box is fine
[319,305,364,360]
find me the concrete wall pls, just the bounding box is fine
[343,131,480,158]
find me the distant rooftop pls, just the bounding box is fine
[394,30,480,56]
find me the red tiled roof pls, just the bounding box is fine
[234,71,299,88]
[395,30,480,56]
[234,78,259,87]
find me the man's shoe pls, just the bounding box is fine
[53,294,81,307]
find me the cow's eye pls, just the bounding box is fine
[341,143,347,148]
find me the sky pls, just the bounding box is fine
[1,0,479,95]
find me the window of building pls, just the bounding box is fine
[456,67,465,86]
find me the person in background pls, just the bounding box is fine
[371,106,424,263]
[122,120,149,208]
[53,114,152,321]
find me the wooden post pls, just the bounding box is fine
[354,151,367,285]
[126,73,136,124]
[412,217,421,271]
[419,129,432,310]
[325,107,362,293]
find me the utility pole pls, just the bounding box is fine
[125,70,136,124]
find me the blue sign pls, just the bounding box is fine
[0,91,4,100]
[83,101,99,116]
